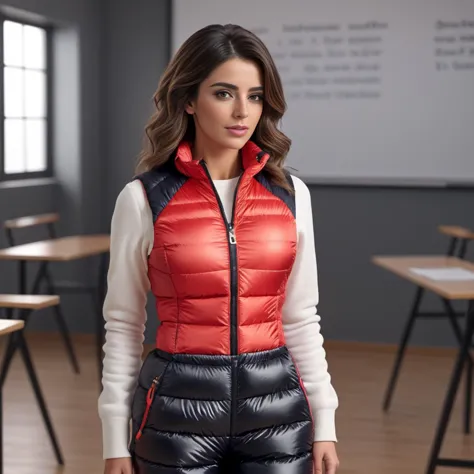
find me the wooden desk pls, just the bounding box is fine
[0,235,110,261]
[374,255,474,423]
[373,256,474,300]
[373,255,474,473]
[0,235,110,383]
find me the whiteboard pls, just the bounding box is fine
[172,0,474,186]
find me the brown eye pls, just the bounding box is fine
[216,90,231,99]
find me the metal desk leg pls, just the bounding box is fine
[32,260,79,375]
[383,286,424,411]
[43,266,80,374]
[465,355,472,434]
[0,336,15,388]
[425,300,474,474]
[16,331,64,465]
[442,297,474,434]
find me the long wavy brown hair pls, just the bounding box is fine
[136,24,293,193]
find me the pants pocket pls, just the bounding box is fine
[135,374,164,440]
[129,352,170,452]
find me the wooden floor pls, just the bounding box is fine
[2,335,474,473]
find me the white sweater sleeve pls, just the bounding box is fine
[98,180,152,460]
[282,175,339,442]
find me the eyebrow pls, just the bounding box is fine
[210,82,263,92]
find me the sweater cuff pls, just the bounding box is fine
[102,416,132,460]
[313,409,337,442]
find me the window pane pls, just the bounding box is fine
[25,119,46,172]
[24,25,46,70]
[5,119,25,174]
[25,70,46,117]
[4,21,23,67]
[4,67,24,118]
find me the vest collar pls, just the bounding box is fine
[174,140,270,180]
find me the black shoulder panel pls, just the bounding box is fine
[133,161,188,223]
[253,169,296,218]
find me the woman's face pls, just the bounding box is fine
[186,58,264,154]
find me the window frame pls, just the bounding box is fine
[0,14,53,181]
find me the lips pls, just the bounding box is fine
[226,126,248,130]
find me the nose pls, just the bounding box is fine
[233,98,248,119]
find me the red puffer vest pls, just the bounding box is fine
[135,140,297,355]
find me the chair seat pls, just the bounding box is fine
[0,294,59,310]
[439,225,474,240]
[0,319,24,336]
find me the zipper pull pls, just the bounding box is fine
[229,226,237,244]
[146,376,159,404]
[136,376,160,440]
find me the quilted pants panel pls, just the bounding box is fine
[130,346,313,474]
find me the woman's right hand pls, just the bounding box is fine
[104,457,133,474]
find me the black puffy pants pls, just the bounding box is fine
[130,346,314,474]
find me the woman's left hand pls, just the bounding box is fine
[313,441,339,474]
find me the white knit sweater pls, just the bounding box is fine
[98,173,339,460]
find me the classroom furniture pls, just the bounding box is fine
[372,255,474,473]
[0,296,64,472]
[438,225,474,259]
[0,235,110,383]
[381,225,474,435]
[4,214,109,375]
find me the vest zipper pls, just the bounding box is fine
[135,376,160,440]
[200,161,242,356]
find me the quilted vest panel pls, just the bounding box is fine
[135,140,297,355]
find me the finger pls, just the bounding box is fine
[325,458,339,474]
[313,455,323,474]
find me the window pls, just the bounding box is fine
[1,18,51,180]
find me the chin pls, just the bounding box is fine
[219,136,250,151]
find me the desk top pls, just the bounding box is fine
[4,212,59,230]
[0,319,24,336]
[0,235,110,262]
[372,256,474,300]
[0,294,60,310]
[438,225,474,240]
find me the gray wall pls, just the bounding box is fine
[103,0,171,215]
[102,0,171,341]
[1,0,472,347]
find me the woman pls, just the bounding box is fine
[99,23,339,474]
